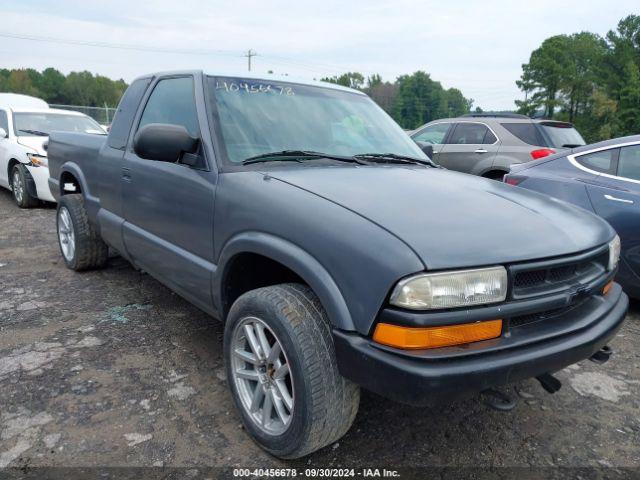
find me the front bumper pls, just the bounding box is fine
[333,283,628,406]
[25,164,55,202]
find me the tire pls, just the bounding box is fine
[11,164,39,208]
[483,171,507,182]
[56,194,108,271]
[224,283,360,458]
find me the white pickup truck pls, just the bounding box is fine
[0,93,105,207]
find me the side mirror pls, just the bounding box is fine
[417,142,434,159]
[133,123,199,162]
[0,127,7,139]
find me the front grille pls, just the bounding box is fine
[511,249,608,299]
[510,303,580,328]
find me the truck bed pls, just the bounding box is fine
[47,132,107,199]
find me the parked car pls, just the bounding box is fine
[0,93,106,207]
[410,113,586,179]
[504,135,640,299]
[47,71,627,458]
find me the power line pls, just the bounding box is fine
[0,31,241,57]
[244,49,258,72]
[0,30,351,76]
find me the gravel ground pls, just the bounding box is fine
[1,188,639,475]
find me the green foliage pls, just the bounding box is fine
[0,67,127,107]
[517,15,640,142]
[321,72,365,90]
[323,70,473,129]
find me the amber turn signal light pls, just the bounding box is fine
[373,319,503,350]
[602,281,614,295]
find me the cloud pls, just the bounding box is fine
[1,0,637,109]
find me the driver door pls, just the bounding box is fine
[122,75,217,313]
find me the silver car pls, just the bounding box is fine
[410,113,586,179]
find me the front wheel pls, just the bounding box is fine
[224,284,360,458]
[56,194,108,271]
[11,164,39,208]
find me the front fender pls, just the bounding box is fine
[215,232,355,331]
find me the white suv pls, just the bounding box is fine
[0,93,105,207]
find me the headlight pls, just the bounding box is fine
[390,266,508,310]
[608,235,621,271]
[27,153,48,167]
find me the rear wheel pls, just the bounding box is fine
[11,164,39,208]
[56,194,108,271]
[483,171,507,182]
[225,284,360,458]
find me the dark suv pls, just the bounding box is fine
[47,72,626,458]
[411,113,586,179]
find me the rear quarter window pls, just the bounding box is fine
[500,123,546,146]
[575,149,617,174]
[107,78,152,150]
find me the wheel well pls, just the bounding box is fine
[7,159,20,185]
[482,170,508,180]
[222,253,305,318]
[59,172,82,195]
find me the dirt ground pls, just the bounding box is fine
[1,188,639,475]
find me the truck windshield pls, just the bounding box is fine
[208,76,426,164]
[13,113,105,137]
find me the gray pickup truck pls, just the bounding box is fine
[48,70,628,458]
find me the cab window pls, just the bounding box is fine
[138,77,200,137]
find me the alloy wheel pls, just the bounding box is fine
[230,316,294,435]
[12,170,24,203]
[57,207,76,261]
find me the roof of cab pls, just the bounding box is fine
[133,70,366,95]
[0,93,49,110]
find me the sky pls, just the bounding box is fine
[0,0,637,110]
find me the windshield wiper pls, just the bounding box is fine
[18,129,49,136]
[242,150,366,165]
[354,153,438,168]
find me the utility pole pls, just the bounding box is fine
[244,49,257,72]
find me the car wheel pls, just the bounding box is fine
[483,171,507,182]
[224,283,360,458]
[11,164,39,208]
[56,194,109,271]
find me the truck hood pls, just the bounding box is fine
[17,136,48,156]
[266,166,613,269]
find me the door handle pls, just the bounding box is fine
[475,149,488,154]
[604,194,633,204]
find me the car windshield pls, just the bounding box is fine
[540,122,585,148]
[13,112,105,136]
[208,76,426,164]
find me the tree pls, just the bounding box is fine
[516,35,572,117]
[35,68,66,104]
[516,15,640,142]
[618,61,640,135]
[0,67,127,108]
[322,70,472,127]
[444,88,473,118]
[321,72,365,90]
[394,72,444,128]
